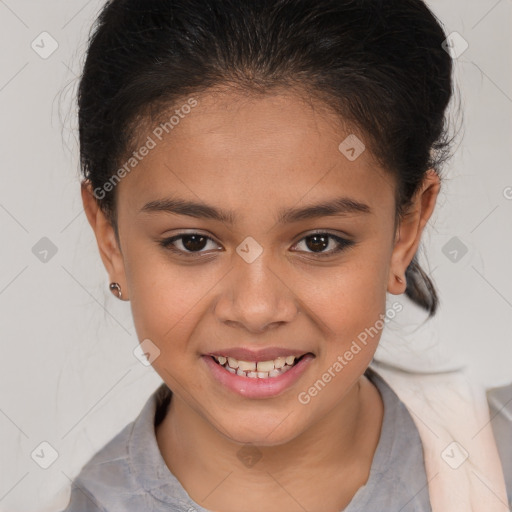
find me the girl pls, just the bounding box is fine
[61,0,511,510]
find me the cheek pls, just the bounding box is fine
[127,261,213,389]
[301,248,390,386]
[294,263,388,409]
[124,245,225,354]
[306,255,389,336]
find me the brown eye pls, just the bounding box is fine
[160,233,221,256]
[180,234,208,252]
[305,234,329,252]
[292,232,355,257]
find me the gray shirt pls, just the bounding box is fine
[60,369,511,511]
[487,383,512,507]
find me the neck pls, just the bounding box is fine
[156,374,383,512]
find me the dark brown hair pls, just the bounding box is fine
[78,0,457,317]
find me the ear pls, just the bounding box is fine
[81,181,129,300]
[387,169,440,295]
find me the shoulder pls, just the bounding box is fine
[59,421,137,511]
[487,383,512,506]
[370,364,510,508]
[356,368,431,511]
[59,384,171,512]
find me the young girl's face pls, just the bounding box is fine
[90,88,435,445]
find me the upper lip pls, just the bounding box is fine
[205,347,313,362]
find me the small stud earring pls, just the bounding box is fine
[109,282,122,299]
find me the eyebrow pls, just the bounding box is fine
[140,196,372,224]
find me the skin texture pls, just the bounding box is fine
[82,88,440,511]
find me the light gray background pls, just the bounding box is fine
[0,1,511,510]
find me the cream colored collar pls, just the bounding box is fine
[371,362,509,512]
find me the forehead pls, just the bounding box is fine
[117,88,395,216]
[153,88,361,160]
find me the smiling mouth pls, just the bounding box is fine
[210,353,311,379]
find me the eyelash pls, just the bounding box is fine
[159,231,355,259]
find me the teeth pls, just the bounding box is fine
[256,360,275,372]
[274,357,286,369]
[238,360,257,372]
[212,353,304,379]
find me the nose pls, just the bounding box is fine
[214,253,298,335]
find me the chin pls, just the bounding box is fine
[214,413,304,447]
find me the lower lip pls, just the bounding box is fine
[202,354,314,399]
